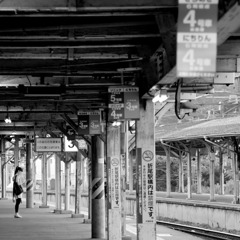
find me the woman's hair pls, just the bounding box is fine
[14,166,23,175]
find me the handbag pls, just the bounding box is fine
[13,181,23,196]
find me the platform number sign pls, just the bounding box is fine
[177,0,218,78]
[108,86,140,121]
[77,111,101,135]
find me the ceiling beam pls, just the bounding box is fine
[0,53,140,60]
[0,21,155,33]
[0,36,160,49]
[0,0,177,10]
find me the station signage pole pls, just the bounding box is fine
[107,86,140,240]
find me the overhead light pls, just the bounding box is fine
[112,121,121,127]
[152,90,169,103]
[5,116,11,123]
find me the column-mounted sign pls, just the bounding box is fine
[177,0,218,78]
[35,138,62,152]
[77,111,101,135]
[66,125,76,140]
[137,148,156,224]
[108,86,140,121]
[108,156,121,208]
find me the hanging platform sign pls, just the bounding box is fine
[35,138,62,152]
[108,86,140,121]
[63,136,78,152]
[77,111,101,135]
[177,0,218,78]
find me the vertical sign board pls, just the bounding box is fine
[108,87,140,121]
[177,0,218,77]
[35,138,62,152]
[78,111,101,135]
[64,136,78,152]
[109,156,121,208]
[137,148,156,224]
[66,125,76,140]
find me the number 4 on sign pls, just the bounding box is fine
[183,10,196,28]
[183,49,195,66]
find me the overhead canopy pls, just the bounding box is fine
[156,116,240,142]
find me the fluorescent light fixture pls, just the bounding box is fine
[152,90,169,103]
[112,121,121,126]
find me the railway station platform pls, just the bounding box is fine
[0,199,204,240]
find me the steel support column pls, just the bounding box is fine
[1,139,7,200]
[128,150,134,194]
[209,150,215,202]
[107,125,121,240]
[120,123,126,237]
[40,153,49,208]
[136,100,156,240]
[232,152,239,204]
[187,151,192,199]
[72,151,84,219]
[54,154,61,213]
[14,136,19,169]
[91,136,105,238]
[166,147,171,198]
[64,155,70,212]
[197,149,202,194]
[87,146,92,220]
[26,141,33,208]
[178,150,183,193]
[219,148,224,195]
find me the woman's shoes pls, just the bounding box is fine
[14,213,22,218]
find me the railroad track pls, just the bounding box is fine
[157,220,240,240]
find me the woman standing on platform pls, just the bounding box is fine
[12,166,24,218]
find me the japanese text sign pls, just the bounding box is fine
[77,111,101,135]
[108,156,121,209]
[108,86,140,121]
[137,148,156,224]
[35,138,62,152]
[177,0,219,77]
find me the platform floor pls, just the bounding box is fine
[0,198,205,240]
[0,199,98,240]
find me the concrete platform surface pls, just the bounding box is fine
[0,199,206,240]
[0,199,101,240]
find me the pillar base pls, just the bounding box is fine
[83,219,92,224]
[122,236,132,240]
[59,210,72,214]
[53,209,62,214]
[71,213,85,218]
[39,205,49,208]
[0,198,8,200]
[208,199,216,202]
